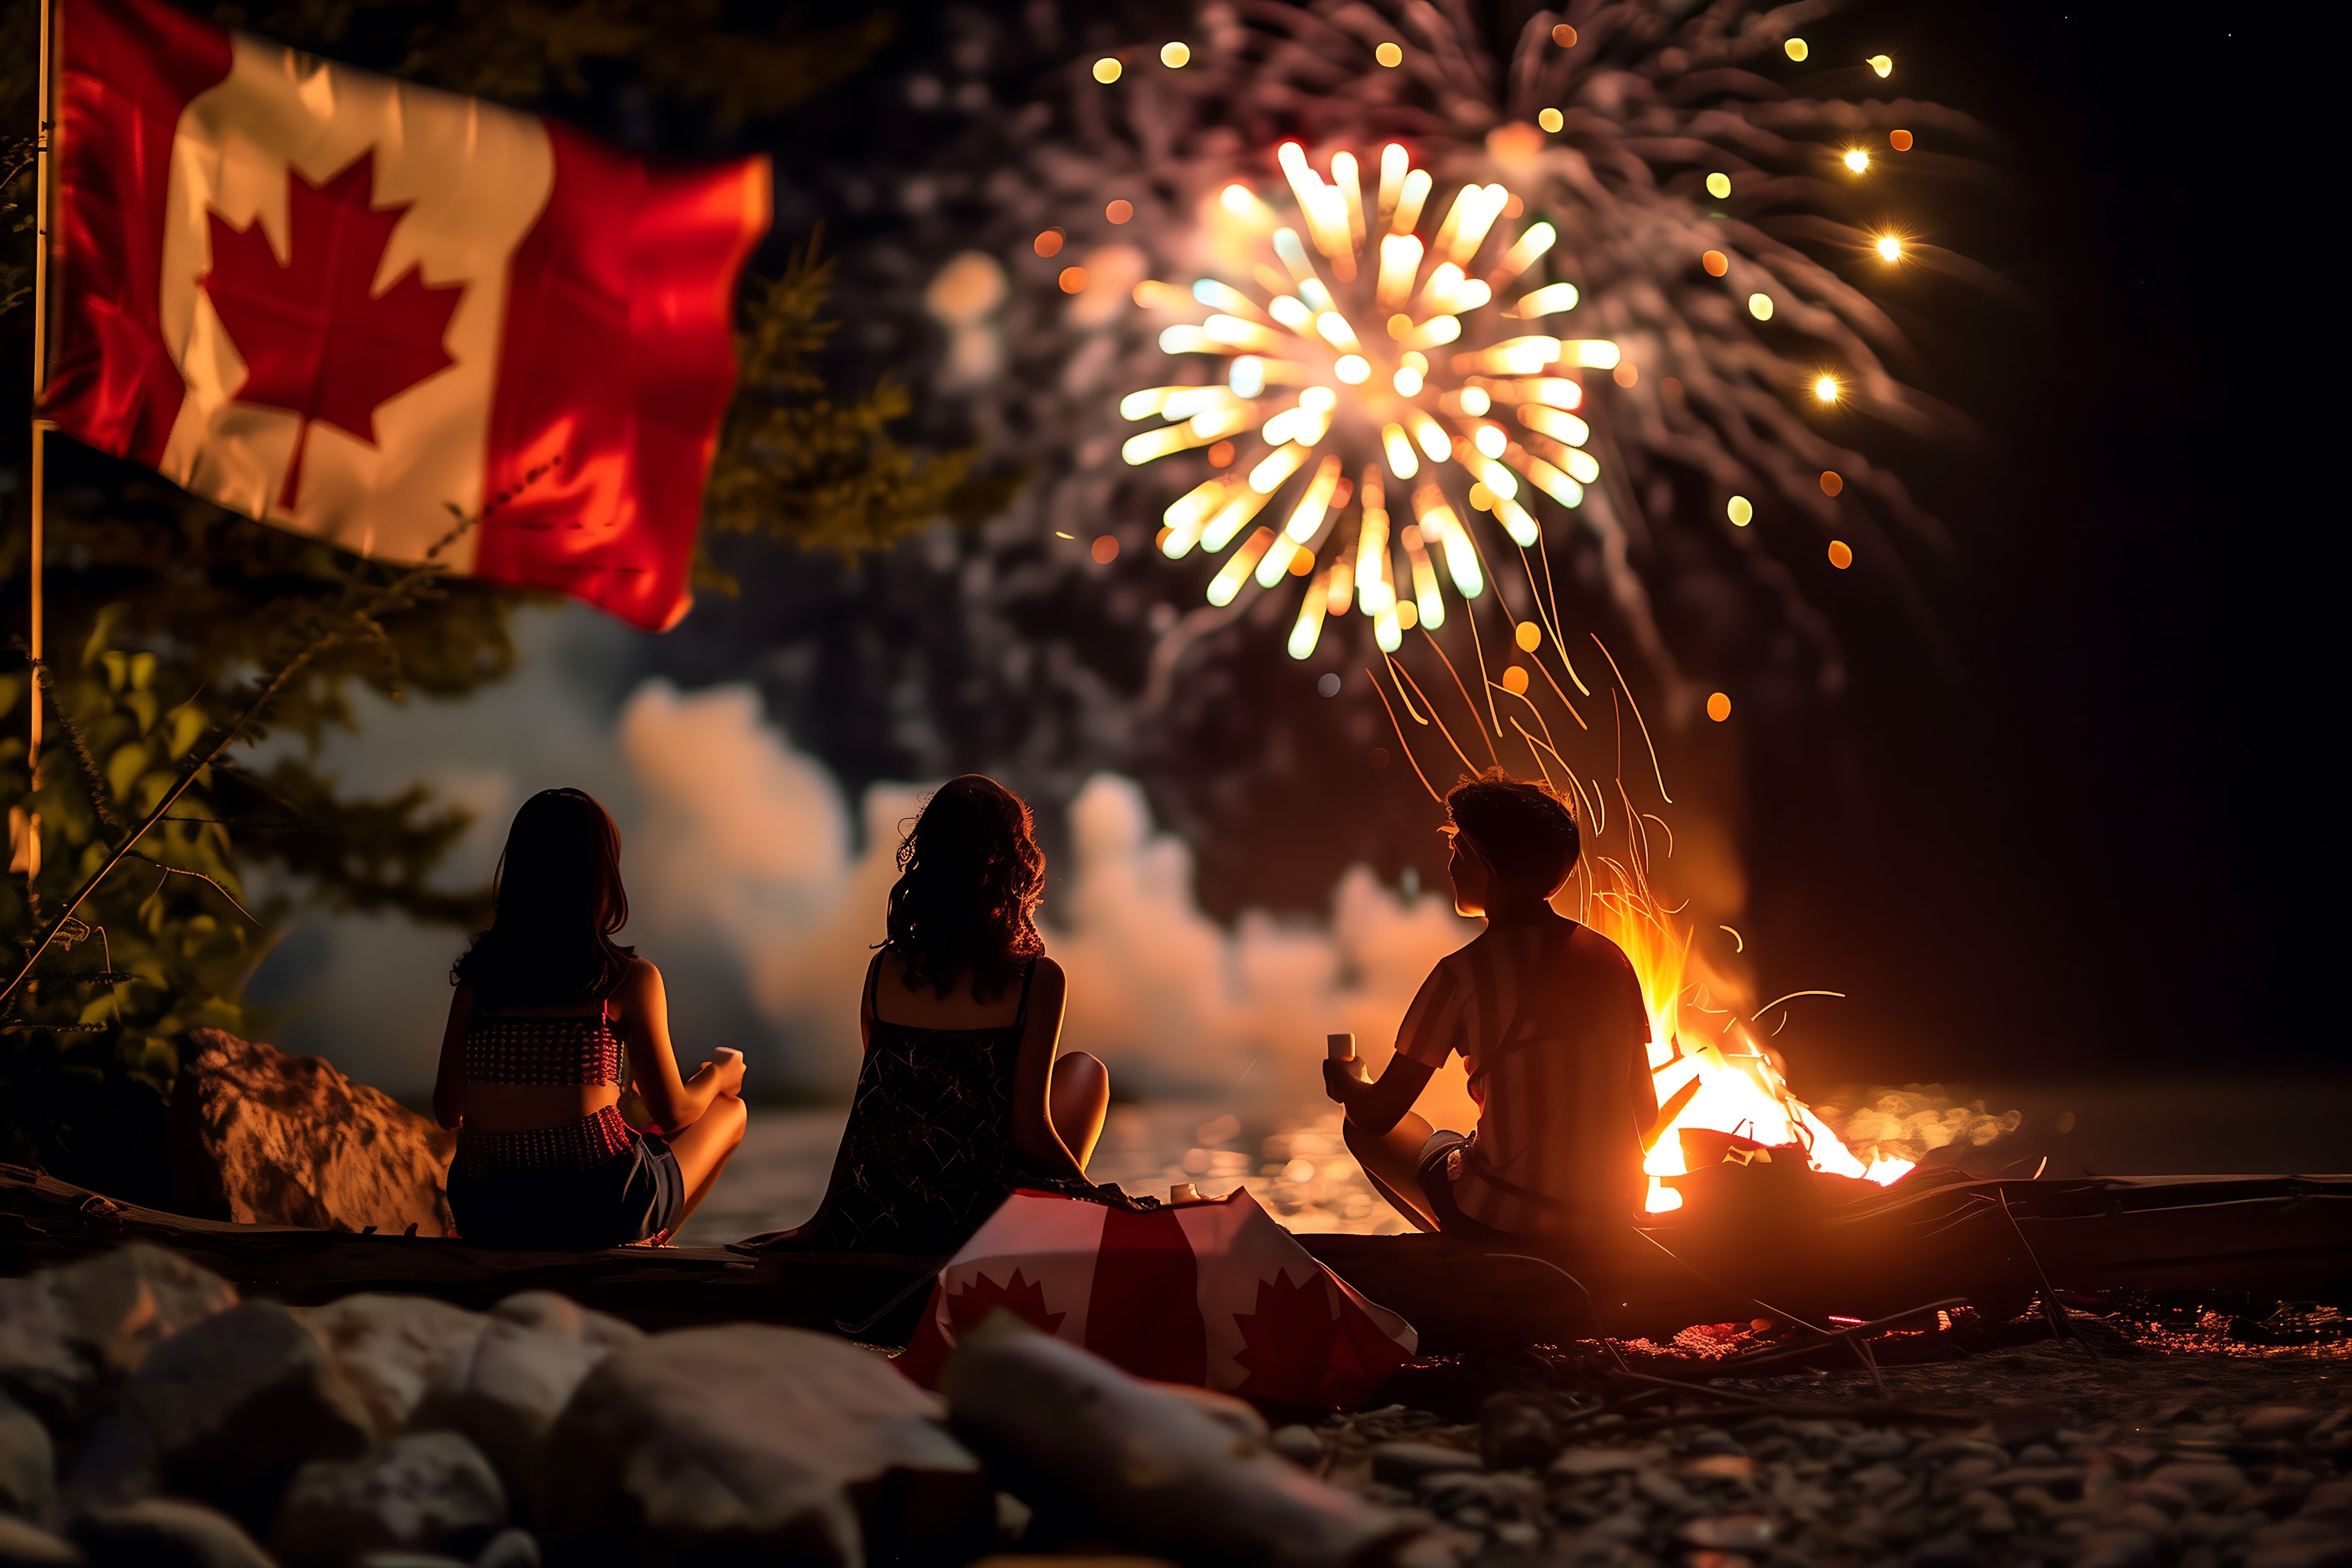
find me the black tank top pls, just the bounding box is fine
[800,955,1047,1255]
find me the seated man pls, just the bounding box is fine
[1324,770,1656,1246]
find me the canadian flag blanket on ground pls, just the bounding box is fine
[43,0,769,630]
[898,1188,1419,1412]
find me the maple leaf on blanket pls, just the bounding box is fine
[200,151,466,511]
[947,1267,1066,1338]
[1230,1269,1345,1406]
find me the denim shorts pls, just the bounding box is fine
[1415,1129,1513,1242]
[446,1132,684,1249]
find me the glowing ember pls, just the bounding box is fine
[1123,143,1617,658]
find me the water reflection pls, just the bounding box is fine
[672,1103,1405,1247]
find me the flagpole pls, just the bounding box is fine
[19,0,52,883]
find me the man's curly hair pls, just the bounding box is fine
[882,774,1047,1001]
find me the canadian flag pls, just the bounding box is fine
[42,0,770,630]
[898,1188,1419,1412]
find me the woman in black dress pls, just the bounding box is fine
[791,774,1109,1254]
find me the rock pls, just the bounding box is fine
[0,1395,55,1521]
[2244,1407,2324,1441]
[1906,1531,1981,1568]
[164,1029,455,1236]
[1269,1426,1324,1466]
[542,1324,986,1566]
[71,1498,273,1568]
[306,1295,490,1441]
[1550,1445,1664,1480]
[945,1313,1419,1568]
[2074,1527,2159,1568]
[472,1528,539,1568]
[1680,1513,1774,1551]
[0,1246,238,1424]
[1478,1393,1556,1471]
[125,1298,373,1527]
[2149,1462,2248,1509]
[272,1432,508,1568]
[412,1295,639,1500]
[0,1516,76,1564]
[1369,1443,1481,1487]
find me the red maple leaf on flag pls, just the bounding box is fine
[946,1269,1067,1338]
[201,150,466,511]
[1230,1268,1342,1406]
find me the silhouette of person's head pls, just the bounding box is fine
[883,774,1046,1002]
[1444,769,1579,914]
[454,787,634,1004]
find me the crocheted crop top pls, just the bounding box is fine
[463,999,624,1087]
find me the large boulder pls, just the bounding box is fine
[304,1295,491,1442]
[271,1432,509,1568]
[122,1299,374,1527]
[164,1029,454,1235]
[72,1497,276,1568]
[414,1294,640,1501]
[0,1245,239,1426]
[537,1324,988,1566]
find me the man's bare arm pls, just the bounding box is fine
[1323,1051,1436,1136]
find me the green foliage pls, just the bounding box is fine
[702,238,1022,579]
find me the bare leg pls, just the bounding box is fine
[1344,1112,1441,1232]
[1050,1051,1110,1172]
[664,1094,748,1231]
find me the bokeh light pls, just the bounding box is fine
[1819,470,1844,497]
[1551,23,1578,46]
[1058,266,1088,294]
[1034,228,1064,258]
[1890,129,1915,152]
[1538,108,1564,133]
[1375,41,1403,66]
[1875,234,1902,262]
[1726,495,1753,526]
[1784,37,1809,61]
[1702,250,1728,277]
[1748,293,1774,321]
[1868,54,1893,77]
[1842,148,1870,174]
[1515,620,1542,651]
[1092,534,1120,563]
[1092,56,1123,84]
[1160,42,1190,68]
[1501,665,1530,695]
[1106,200,1134,225]
[1705,172,1732,200]
[1706,691,1732,722]
[1827,539,1854,569]
[1813,374,1839,402]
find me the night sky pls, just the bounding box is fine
[679,0,2330,1102]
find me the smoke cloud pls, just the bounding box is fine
[616,681,1482,1119]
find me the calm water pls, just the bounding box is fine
[672,1102,1412,1247]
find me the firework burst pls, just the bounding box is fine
[1125,140,1624,662]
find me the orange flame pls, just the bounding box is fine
[1571,833,1914,1214]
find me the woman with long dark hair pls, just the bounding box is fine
[432,788,746,1247]
[789,774,1108,1255]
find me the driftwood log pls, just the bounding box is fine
[4,1162,2345,1350]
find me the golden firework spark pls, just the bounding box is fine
[1124,143,1619,659]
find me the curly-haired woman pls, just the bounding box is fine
[788,774,1108,1255]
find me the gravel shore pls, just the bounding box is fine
[1302,1339,2348,1567]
